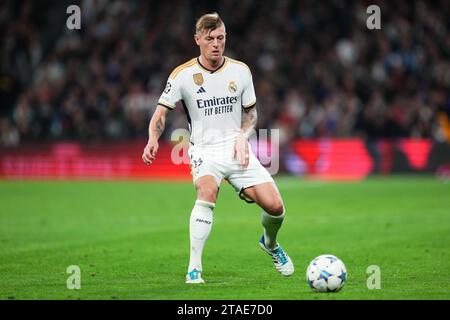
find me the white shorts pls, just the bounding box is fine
[188,144,274,201]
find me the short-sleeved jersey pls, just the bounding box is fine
[158,56,256,149]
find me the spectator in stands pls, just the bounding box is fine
[1,0,450,147]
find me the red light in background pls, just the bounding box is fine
[398,139,432,170]
[291,139,374,180]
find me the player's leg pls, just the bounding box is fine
[242,182,284,248]
[186,175,219,284]
[227,147,294,276]
[242,182,294,276]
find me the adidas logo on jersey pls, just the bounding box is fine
[196,87,206,94]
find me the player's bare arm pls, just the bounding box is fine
[142,106,169,165]
[234,106,257,168]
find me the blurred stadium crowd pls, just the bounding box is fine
[1,0,450,147]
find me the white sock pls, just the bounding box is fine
[262,209,285,250]
[188,200,214,273]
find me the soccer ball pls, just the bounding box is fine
[306,254,347,292]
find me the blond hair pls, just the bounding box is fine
[195,12,225,35]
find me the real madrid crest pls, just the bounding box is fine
[193,73,204,86]
[228,81,237,93]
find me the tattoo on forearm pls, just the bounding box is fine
[150,116,166,139]
[241,107,257,135]
[155,118,165,135]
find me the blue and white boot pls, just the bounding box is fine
[185,268,205,284]
[259,235,294,276]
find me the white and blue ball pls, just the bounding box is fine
[306,255,347,292]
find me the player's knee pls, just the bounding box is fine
[265,198,284,216]
[197,185,218,203]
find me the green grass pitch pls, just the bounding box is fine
[0,176,449,300]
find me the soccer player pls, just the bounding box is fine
[142,13,294,283]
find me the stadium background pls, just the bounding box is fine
[1,0,450,180]
[1,0,450,300]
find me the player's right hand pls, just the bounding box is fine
[142,140,158,165]
[233,133,250,168]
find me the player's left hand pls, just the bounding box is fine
[233,133,249,168]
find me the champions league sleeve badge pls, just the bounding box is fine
[164,81,172,94]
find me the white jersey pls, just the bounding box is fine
[158,56,256,149]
